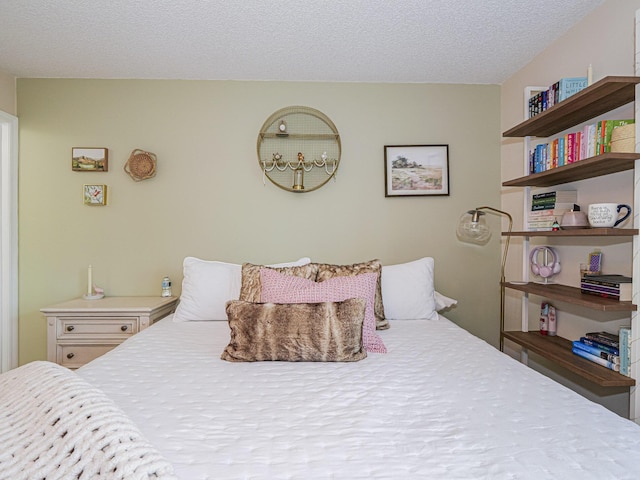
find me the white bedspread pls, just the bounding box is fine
[78,315,640,479]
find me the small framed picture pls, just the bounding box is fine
[384,144,449,197]
[72,147,108,172]
[83,184,107,206]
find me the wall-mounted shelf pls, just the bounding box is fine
[504,282,636,312]
[257,106,341,193]
[503,76,640,138]
[503,152,639,187]
[259,133,339,140]
[502,331,635,387]
[504,228,638,237]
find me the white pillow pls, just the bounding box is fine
[381,257,438,320]
[173,257,311,321]
[435,291,457,312]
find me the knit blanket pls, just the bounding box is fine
[0,361,177,480]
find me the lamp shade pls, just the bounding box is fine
[457,209,491,244]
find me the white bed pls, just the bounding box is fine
[76,313,640,479]
[6,255,639,479]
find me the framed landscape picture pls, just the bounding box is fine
[384,144,449,197]
[72,147,108,172]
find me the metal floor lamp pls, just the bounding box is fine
[457,206,513,351]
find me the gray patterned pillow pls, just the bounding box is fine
[221,299,367,362]
[239,263,319,303]
[315,260,389,330]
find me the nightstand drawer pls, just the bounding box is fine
[58,344,116,368]
[58,317,139,338]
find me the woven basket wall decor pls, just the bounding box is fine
[124,149,157,181]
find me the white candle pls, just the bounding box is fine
[587,64,593,86]
[88,265,93,296]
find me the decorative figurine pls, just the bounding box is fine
[552,219,560,231]
[297,152,304,163]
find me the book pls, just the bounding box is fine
[572,340,620,363]
[531,202,578,212]
[580,289,625,301]
[596,120,604,154]
[580,124,589,159]
[527,223,557,232]
[557,77,588,102]
[586,123,597,157]
[566,132,576,164]
[527,227,555,232]
[581,274,632,287]
[528,207,574,217]
[531,197,559,206]
[531,191,556,200]
[619,327,631,377]
[527,219,558,227]
[550,139,558,168]
[574,131,582,162]
[572,346,620,371]
[558,136,566,166]
[585,331,619,348]
[579,336,619,355]
[580,283,631,301]
[531,190,577,202]
[548,81,558,108]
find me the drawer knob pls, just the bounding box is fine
[121,325,128,332]
[66,352,75,359]
[66,325,75,332]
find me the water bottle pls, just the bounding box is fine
[161,276,172,297]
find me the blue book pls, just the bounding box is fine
[572,346,620,371]
[535,144,546,172]
[619,327,631,377]
[558,77,588,101]
[572,340,619,363]
[579,337,619,355]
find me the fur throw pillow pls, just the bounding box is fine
[315,260,389,330]
[221,299,367,362]
[239,263,319,303]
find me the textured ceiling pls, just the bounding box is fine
[0,0,606,84]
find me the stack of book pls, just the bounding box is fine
[580,274,632,301]
[527,118,634,174]
[572,332,620,372]
[528,77,588,118]
[528,190,578,231]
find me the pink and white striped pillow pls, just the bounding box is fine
[260,268,386,354]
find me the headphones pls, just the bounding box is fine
[530,246,562,279]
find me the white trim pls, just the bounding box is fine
[0,109,18,373]
[630,8,640,422]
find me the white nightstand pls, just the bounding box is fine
[41,296,178,369]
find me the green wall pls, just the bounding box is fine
[17,79,501,363]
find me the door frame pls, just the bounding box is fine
[0,110,18,372]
